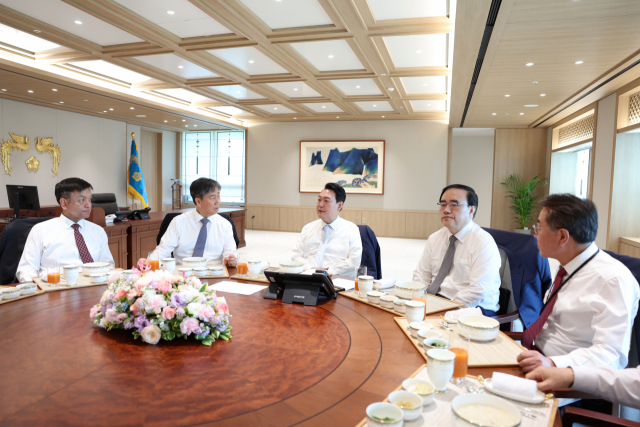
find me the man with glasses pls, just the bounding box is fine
[412,184,501,315]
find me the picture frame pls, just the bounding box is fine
[299,140,385,195]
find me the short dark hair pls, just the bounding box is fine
[540,194,597,244]
[440,184,478,218]
[55,178,93,204]
[324,182,346,204]
[190,178,221,202]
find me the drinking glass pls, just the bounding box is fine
[236,251,248,277]
[47,260,60,287]
[450,333,470,385]
[355,266,367,293]
[426,349,455,393]
[147,252,160,271]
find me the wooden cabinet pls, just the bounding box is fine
[104,222,129,269]
[225,209,246,248]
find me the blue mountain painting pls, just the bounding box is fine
[323,148,378,175]
[309,150,324,166]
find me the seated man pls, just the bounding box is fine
[412,184,501,315]
[526,365,640,410]
[291,183,362,277]
[141,178,237,267]
[17,177,114,281]
[517,194,639,374]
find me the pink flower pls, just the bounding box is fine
[131,304,139,315]
[162,306,176,320]
[90,305,99,321]
[127,290,138,301]
[117,313,127,323]
[104,308,119,323]
[156,280,171,294]
[215,302,229,314]
[116,289,127,300]
[201,305,215,322]
[179,317,201,336]
[107,272,120,285]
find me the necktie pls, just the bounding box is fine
[521,267,567,351]
[192,218,210,257]
[314,224,332,268]
[71,224,94,264]
[427,235,457,295]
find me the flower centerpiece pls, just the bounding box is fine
[90,265,231,346]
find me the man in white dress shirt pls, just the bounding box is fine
[517,194,639,375]
[140,178,237,267]
[16,177,114,282]
[291,183,362,277]
[526,365,640,409]
[412,184,501,315]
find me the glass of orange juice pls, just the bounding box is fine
[236,251,248,277]
[355,266,367,293]
[147,252,160,271]
[47,260,60,287]
[450,333,470,385]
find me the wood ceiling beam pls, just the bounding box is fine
[187,77,236,87]
[103,42,172,58]
[180,35,257,51]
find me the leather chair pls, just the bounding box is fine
[0,217,54,284]
[156,212,239,248]
[358,225,381,280]
[91,193,122,216]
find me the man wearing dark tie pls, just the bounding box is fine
[412,184,501,315]
[16,177,114,281]
[141,178,237,267]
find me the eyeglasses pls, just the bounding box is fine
[437,202,470,209]
[532,224,552,235]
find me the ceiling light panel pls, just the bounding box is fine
[208,47,288,75]
[111,0,230,38]
[354,101,394,112]
[330,78,382,96]
[67,60,151,84]
[290,40,364,72]
[303,103,343,113]
[133,54,218,79]
[0,0,142,45]
[210,85,265,100]
[155,88,211,103]
[253,104,296,114]
[368,0,447,20]
[410,100,447,111]
[0,23,60,52]
[400,76,447,94]
[237,0,332,29]
[383,33,448,68]
[265,82,321,98]
[210,106,245,116]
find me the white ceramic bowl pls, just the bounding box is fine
[208,266,224,276]
[424,337,450,350]
[409,321,433,337]
[90,273,108,284]
[418,329,442,342]
[365,402,404,427]
[394,281,426,299]
[17,283,37,295]
[2,287,21,300]
[279,261,304,274]
[393,299,406,313]
[457,314,500,342]
[388,390,423,421]
[451,393,521,427]
[380,295,396,308]
[82,262,110,276]
[177,267,193,277]
[182,257,207,268]
[121,270,134,281]
[367,290,384,304]
[193,267,208,277]
[402,378,436,405]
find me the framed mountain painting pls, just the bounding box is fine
[299,140,385,195]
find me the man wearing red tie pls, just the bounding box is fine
[16,178,114,282]
[517,194,639,376]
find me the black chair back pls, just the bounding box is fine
[91,193,119,215]
[156,212,239,248]
[0,217,54,284]
[358,225,381,280]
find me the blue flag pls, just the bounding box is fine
[127,133,149,208]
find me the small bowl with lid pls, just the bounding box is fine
[380,295,396,309]
[208,266,224,276]
[182,257,207,268]
[279,261,304,274]
[193,267,208,278]
[17,283,38,295]
[393,299,406,313]
[82,262,110,276]
[367,290,384,304]
[3,287,22,300]
[394,282,426,299]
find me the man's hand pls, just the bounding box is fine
[526,366,574,392]
[517,350,556,373]
[224,254,237,267]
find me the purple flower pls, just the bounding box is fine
[180,317,202,336]
[134,315,150,333]
[176,307,185,319]
[170,292,189,308]
[216,322,228,333]
[124,320,134,329]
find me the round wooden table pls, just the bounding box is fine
[0,273,559,427]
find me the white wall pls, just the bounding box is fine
[161,130,177,208]
[246,120,449,210]
[450,131,495,227]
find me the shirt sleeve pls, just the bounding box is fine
[291,223,312,271]
[453,240,501,308]
[550,276,635,369]
[95,228,115,267]
[16,226,43,282]
[150,218,179,262]
[572,365,640,408]
[221,221,237,260]
[412,240,433,287]
[327,224,362,276]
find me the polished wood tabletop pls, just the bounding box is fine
[0,270,560,427]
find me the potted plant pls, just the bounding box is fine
[501,174,548,234]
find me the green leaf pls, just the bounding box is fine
[162,330,175,341]
[213,329,220,338]
[199,284,207,292]
[501,174,548,228]
[201,336,215,346]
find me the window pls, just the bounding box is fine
[181,130,245,205]
[549,141,592,199]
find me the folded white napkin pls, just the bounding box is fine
[444,307,482,322]
[373,277,395,290]
[492,372,537,399]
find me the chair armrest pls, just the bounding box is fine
[504,331,523,340]
[491,310,520,324]
[563,407,640,427]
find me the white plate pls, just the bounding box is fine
[452,393,521,427]
[484,378,545,404]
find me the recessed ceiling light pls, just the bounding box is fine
[505,94,510,97]
[249,60,254,64]
[427,104,431,106]
[328,55,334,58]
[185,125,188,127]
[336,116,339,118]
[59,101,64,104]
[236,91,241,94]
[294,117,297,119]
[373,104,377,107]
[182,119,186,122]
[194,125,197,127]
[540,94,546,96]
[274,107,278,110]
[75,20,82,25]
[178,65,183,69]
[164,120,167,122]
[28,90,33,93]
[533,81,538,84]
[166,10,175,14]
[135,115,146,118]
[423,83,428,86]
[505,113,509,115]
[382,116,385,118]
[322,106,326,108]
[84,99,88,101]
[52,88,57,91]
[388,87,394,91]
[109,108,113,111]
[130,107,134,109]
[520,113,524,115]
[1,89,6,91]
[355,85,360,88]
[492,113,497,115]
[524,104,538,107]
[526,63,534,66]
[381,74,386,76]
[293,88,298,91]
[103,110,107,113]
[33,30,41,33]
[575,61,583,64]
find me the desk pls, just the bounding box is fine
[0,269,560,427]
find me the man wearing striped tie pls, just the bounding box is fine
[17,177,115,282]
[141,178,237,267]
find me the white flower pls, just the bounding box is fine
[143,293,167,314]
[133,297,146,312]
[140,325,162,345]
[186,302,203,318]
[98,318,108,329]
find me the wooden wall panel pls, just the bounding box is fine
[406,212,442,239]
[279,206,317,232]
[339,208,361,225]
[619,240,640,259]
[362,210,406,238]
[491,129,549,231]
[246,205,280,230]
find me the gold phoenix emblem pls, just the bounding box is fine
[35,137,61,176]
[1,133,30,175]
[26,156,40,171]
[133,172,142,182]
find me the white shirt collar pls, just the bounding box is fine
[193,209,216,222]
[60,213,85,229]
[562,242,599,276]
[448,220,475,243]
[323,215,341,230]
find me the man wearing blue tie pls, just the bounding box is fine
[141,178,237,267]
[291,183,362,277]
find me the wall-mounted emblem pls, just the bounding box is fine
[26,156,40,171]
[1,133,30,175]
[35,137,61,176]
